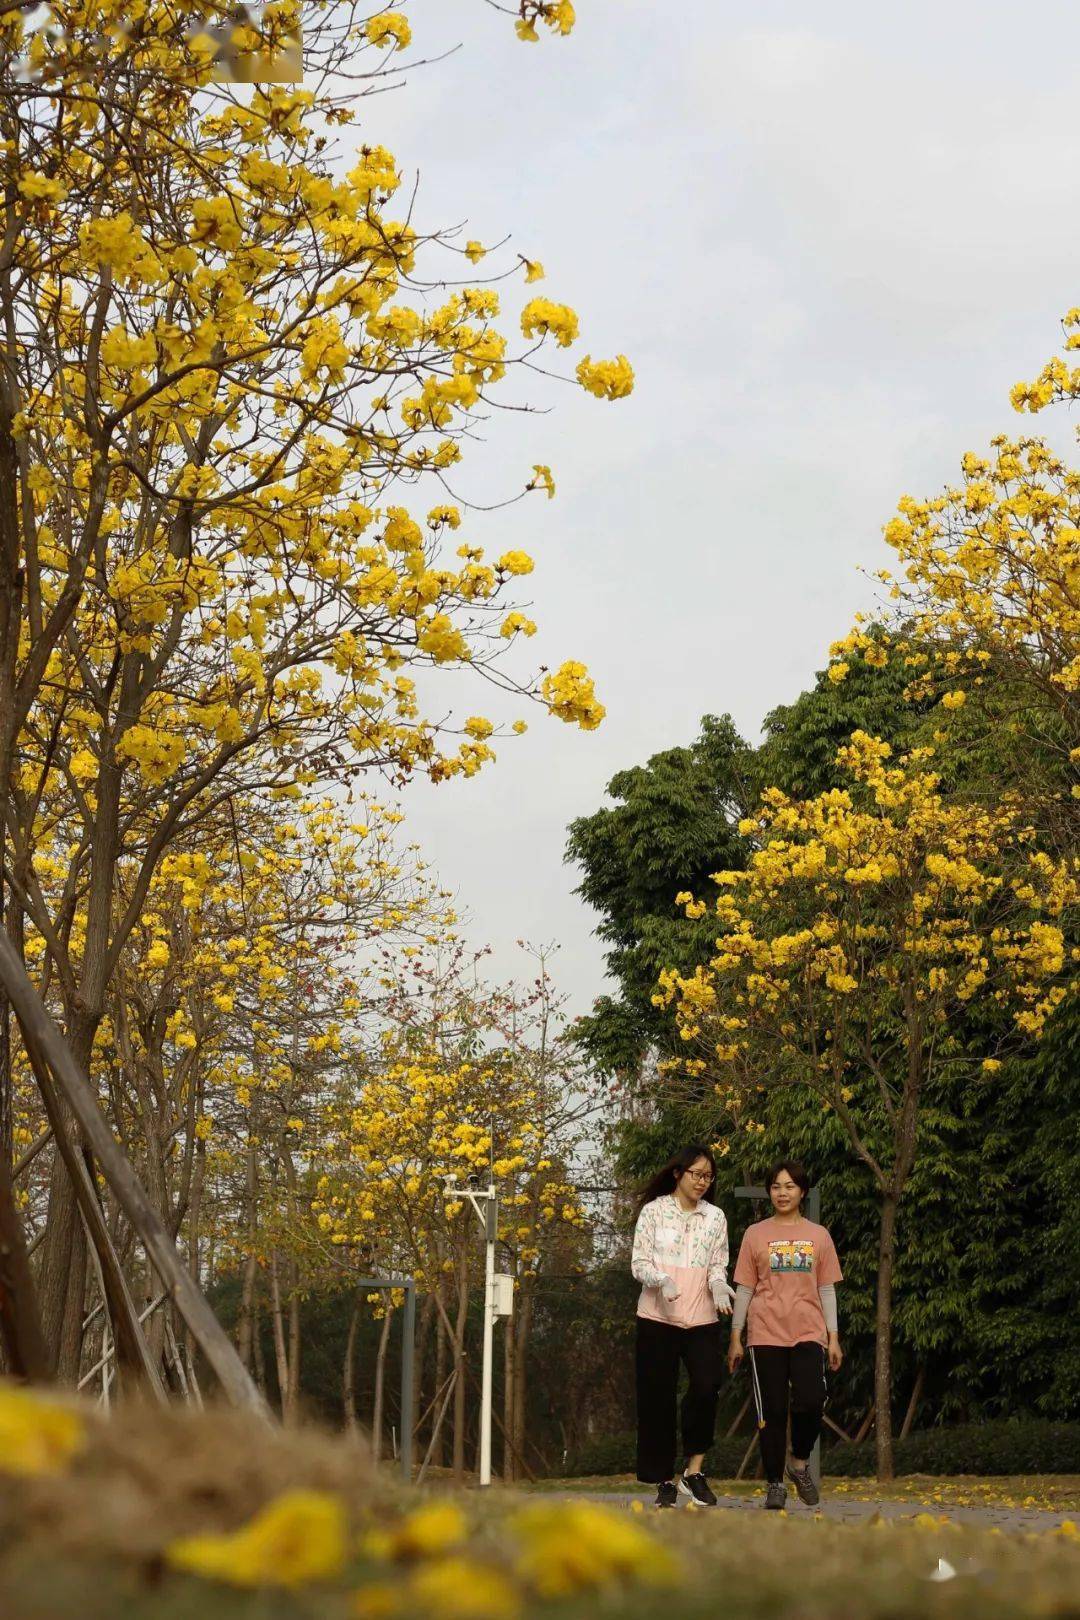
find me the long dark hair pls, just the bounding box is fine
[637,1144,717,1213]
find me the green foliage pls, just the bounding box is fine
[752,643,927,801]
[565,714,751,1077]
[565,1421,1080,1480]
[565,642,1080,1429]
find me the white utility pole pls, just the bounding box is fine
[443,1177,513,1486]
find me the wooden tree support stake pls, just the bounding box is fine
[0,933,269,1417]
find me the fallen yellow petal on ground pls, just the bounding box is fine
[509,1500,676,1598]
[0,1381,85,1478]
[166,1488,348,1588]
[408,1556,522,1619]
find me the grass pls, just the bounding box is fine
[3,1399,1080,1620]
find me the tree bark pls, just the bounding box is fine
[252,1290,267,1395]
[502,1306,515,1482]
[287,1261,301,1419]
[344,1296,361,1431]
[874,1192,899,1481]
[269,1249,292,1422]
[432,1283,448,1467]
[372,1304,394,1463]
[415,1289,435,1457]
[452,1253,469,1481]
[236,1136,259,1369]
[513,1284,532,1469]
[0,1145,48,1379]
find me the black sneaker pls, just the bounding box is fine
[764,1481,788,1511]
[678,1472,717,1507]
[786,1461,820,1506]
[654,1481,678,1509]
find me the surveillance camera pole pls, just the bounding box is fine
[444,1177,499,1486]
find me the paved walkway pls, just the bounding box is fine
[567,1489,1077,1533]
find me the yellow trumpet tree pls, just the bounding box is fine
[310,943,591,1479]
[656,730,1079,1480]
[0,0,629,1379]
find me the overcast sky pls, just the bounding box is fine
[364,0,1080,1018]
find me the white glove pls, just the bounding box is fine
[711,1278,734,1313]
[660,1276,680,1303]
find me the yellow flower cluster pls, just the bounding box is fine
[516,2,577,43]
[540,661,605,730]
[657,730,1079,1084]
[576,354,635,400]
[520,297,580,348]
[367,12,412,50]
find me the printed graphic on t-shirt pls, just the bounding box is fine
[768,1239,814,1273]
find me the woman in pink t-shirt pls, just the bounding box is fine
[727,1159,843,1511]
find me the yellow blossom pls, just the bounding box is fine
[167,1490,348,1588]
[0,1383,85,1478]
[575,354,634,401]
[367,12,412,49]
[510,1501,674,1597]
[521,298,579,348]
[408,1558,520,1619]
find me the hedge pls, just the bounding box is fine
[562,1420,1080,1479]
[823,1420,1080,1478]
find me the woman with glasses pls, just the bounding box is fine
[631,1144,733,1508]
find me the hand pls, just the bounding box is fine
[827,1333,843,1373]
[711,1280,734,1317]
[660,1279,681,1304]
[727,1334,744,1375]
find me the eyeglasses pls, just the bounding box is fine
[685,1169,713,1184]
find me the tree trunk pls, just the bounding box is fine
[287,1263,301,1419]
[344,1297,361,1431]
[513,1284,532,1469]
[502,1306,516,1482]
[236,1138,259,1369]
[874,1192,899,1481]
[252,1291,267,1395]
[415,1289,435,1457]
[433,1285,448,1467]
[452,1254,469,1481]
[269,1249,293,1421]
[372,1306,394,1463]
[0,1146,48,1379]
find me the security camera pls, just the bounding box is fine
[465,1171,481,1191]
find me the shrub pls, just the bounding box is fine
[823,1420,1080,1477]
[563,1420,1080,1478]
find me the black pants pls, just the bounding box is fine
[749,1342,827,1482]
[635,1317,721,1484]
